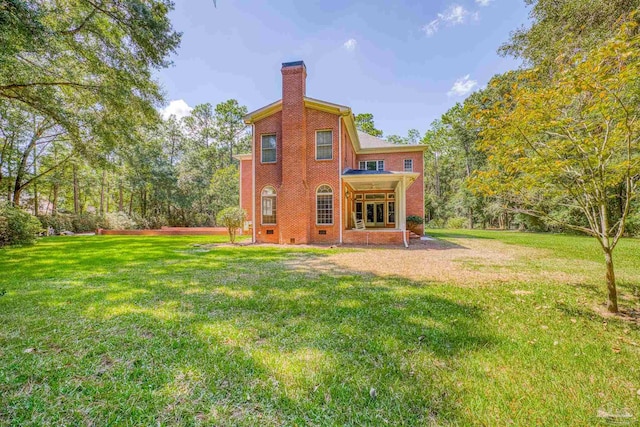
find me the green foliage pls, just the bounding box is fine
[0,202,42,246]
[103,212,137,230]
[70,214,102,233]
[354,113,383,137]
[216,206,245,243]
[445,217,467,229]
[500,0,640,68]
[209,165,240,218]
[406,215,424,225]
[38,214,73,234]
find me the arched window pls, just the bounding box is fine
[261,186,277,224]
[316,185,333,225]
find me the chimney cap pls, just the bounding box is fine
[282,60,305,68]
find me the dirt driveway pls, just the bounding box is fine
[280,236,594,286]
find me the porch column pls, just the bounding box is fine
[397,176,407,231]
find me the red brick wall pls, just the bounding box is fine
[280,63,309,244]
[240,158,252,221]
[305,108,341,244]
[342,229,410,245]
[356,151,425,234]
[254,112,282,244]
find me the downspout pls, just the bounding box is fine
[402,176,408,248]
[252,123,256,243]
[338,115,343,244]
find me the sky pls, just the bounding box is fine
[156,0,532,137]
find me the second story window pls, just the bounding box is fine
[316,130,333,160]
[261,134,276,163]
[359,160,384,171]
[404,159,413,172]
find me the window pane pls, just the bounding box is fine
[316,194,333,224]
[262,195,276,224]
[404,159,413,172]
[366,161,377,171]
[262,135,276,163]
[377,161,384,171]
[388,201,395,223]
[316,131,332,160]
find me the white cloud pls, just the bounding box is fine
[343,38,357,51]
[448,75,478,97]
[422,4,476,37]
[422,19,440,37]
[160,99,193,120]
[475,0,492,6]
[439,5,470,24]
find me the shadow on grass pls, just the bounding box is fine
[0,236,495,425]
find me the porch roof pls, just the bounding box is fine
[341,169,419,191]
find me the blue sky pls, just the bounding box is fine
[157,0,531,137]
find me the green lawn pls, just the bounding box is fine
[1,232,639,425]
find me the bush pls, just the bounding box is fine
[406,215,424,235]
[625,211,640,237]
[216,207,245,243]
[103,212,137,230]
[38,214,73,235]
[425,218,445,229]
[445,217,467,229]
[0,203,42,247]
[71,214,103,233]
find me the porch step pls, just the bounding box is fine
[409,231,422,239]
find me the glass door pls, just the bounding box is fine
[365,202,385,227]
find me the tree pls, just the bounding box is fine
[213,99,248,167]
[216,207,245,243]
[0,0,180,148]
[354,113,383,137]
[209,165,239,219]
[500,0,640,68]
[472,19,640,312]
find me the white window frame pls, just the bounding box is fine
[261,186,277,224]
[404,159,413,172]
[316,185,333,225]
[261,134,276,164]
[358,160,384,171]
[315,130,333,161]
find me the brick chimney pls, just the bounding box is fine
[280,61,309,244]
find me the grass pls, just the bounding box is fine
[1,232,639,425]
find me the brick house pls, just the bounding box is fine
[236,61,426,246]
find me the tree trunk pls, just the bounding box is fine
[33,149,38,215]
[468,207,473,229]
[119,182,124,212]
[100,169,106,216]
[52,183,58,215]
[73,164,79,214]
[604,249,618,313]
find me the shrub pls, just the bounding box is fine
[38,214,73,235]
[0,203,42,247]
[626,211,640,237]
[216,207,245,243]
[445,217,467,229]
[103,212,137,230]
[406,215,424,235]
[426,218,445,229]
[71,214,103,233]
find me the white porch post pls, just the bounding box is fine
[398,176,407,231]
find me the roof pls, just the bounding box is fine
[342,168,394,175]
[242,97,427,155]
[357,131,397,149]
